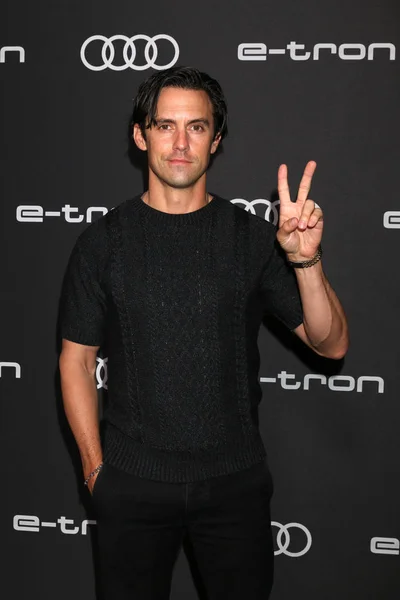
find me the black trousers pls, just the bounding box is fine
[91,459,274,600]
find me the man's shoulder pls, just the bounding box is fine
[75,196,139,249]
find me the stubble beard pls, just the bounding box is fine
[150,157,209,190]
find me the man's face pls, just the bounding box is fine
[134,87,221,189]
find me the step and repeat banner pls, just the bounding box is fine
[1,0,399,598]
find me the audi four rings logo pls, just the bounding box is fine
[80,34,180,71]
[96,357,108,390]
[272,522,312,557]
[230,198,280,225]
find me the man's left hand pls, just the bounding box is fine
[276,160,323,262]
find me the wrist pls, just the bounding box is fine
[286,245,323,268]
[84,462,103,486]
[292,260,323,282]
[82,455,103,479]
[82,452,103,475]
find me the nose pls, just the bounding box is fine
[173,128,189,152]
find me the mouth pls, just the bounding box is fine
[167,158,192,164]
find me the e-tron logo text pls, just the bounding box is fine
[13,515,96,535]
[231,198,280,225]
[16,205,109,223]
[0,46,25,63]
[273,522,312,557]
[238,41,396,62]
[383,211,400,229]
[261,372,384,394]
[81,34,180,71]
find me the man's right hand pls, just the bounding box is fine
[59,339,104,496]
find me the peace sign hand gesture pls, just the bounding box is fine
[276,161,323,262]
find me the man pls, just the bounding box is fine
[59,66,348,599]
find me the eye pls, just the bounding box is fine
[191,124,205,132]
[159,124,172,130]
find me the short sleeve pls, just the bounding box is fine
[259,239,303,331]
[59,238,107,346]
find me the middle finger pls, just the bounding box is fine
[297,161,317,205]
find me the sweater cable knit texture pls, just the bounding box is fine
[60,195,303,482]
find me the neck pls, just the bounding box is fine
[143,172,210,214]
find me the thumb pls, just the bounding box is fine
[277,217,298,239]
[276,217,299,251]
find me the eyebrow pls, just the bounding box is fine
[155,118,210,127]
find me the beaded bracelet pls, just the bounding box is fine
[84,462,103,486]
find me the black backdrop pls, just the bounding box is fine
[1,1,400,598]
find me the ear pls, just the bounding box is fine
[133,123,147,151]
[210,132,221,155]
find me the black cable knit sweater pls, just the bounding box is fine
[60,195,303,482]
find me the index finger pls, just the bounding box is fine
[277,164,291,205]
[297,161,317,204]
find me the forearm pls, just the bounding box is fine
[59,355,102,477]
[295,261,348,358]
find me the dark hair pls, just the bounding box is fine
[130,65,228,142]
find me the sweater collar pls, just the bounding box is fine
[131,194,224,225]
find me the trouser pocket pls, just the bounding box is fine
[91,463,107,501]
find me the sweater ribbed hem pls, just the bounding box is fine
[102,423,267,483]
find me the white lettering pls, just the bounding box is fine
[303,374,327,390]
[62,205,84,223]
[16,205,43,223]
[357,376,384,394]
[0,361,21,378]
[313,43,337,60]
[81,519,97,535]
[368,43,396,60]
[371,537,400,555]
[383,211,400,229]
[268,48,286,55]
[238,43,267,61]
[328,375,356,392]
[287,41,311,61]
[87,206,109,222]
[238,41,396,62]
[16,204,110,223]
[261,372,385,393]
[338,43,366,60]
[0,46,25,63]
[277,371,301,390]
[13,515,40,532]
[13,514,97,534]
[58,516,80,534]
